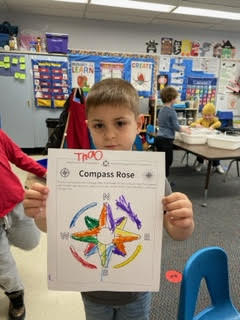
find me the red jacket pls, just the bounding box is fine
[0,129,47,218]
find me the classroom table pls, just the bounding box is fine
[173,140,240,206]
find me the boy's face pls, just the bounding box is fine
[87,104,142,151]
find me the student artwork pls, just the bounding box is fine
[69,196,142,271]
[161,38,173,55]
[213,42,223,58]
[71,61,95,93]
[191,41,200,57]
[173,40,182,55]
[199,42,212,57]
[218,60,237,94]
[159,56,170,72]
[157,74,168,91]
[181,40,192,56]
[32,60,69,108]
[47,149,164,292]
[131,61,153,94]
[221,40,236,59]
[145,40,158,53]
[100,62,124,80]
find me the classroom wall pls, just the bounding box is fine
[1,12,240,55]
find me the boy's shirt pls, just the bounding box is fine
[0,129,46,218]
[157,106,181,139]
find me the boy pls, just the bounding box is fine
[155,86,191,177]
[191,102,224,174]
[23,78,194,320]
[0,128,47,320]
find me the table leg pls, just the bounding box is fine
[202,160,212,207]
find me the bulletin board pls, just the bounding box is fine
[68,50,158,98]
[0,53,26,80]
[158,55,219,110]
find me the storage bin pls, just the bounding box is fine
[207,135,240,150]
[181,133,207,144]
[46,33,68,53]
[0,33,9,47]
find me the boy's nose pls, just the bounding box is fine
[104,127,116,139]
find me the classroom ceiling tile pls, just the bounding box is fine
[151,18,211,29]
[86,11,152,24]
[86,5,161,18]
[1,0,240,32]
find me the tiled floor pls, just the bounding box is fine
[0,156,86,320]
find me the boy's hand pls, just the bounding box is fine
[195,124,203,128]
[163,192,194,240]
[23,183,49,232]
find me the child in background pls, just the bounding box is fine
[155,86,191,177]
[23,78,194,320]
[0,129,47,320]
[191,102,224,174]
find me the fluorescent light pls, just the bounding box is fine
[173,6,240,20]
[91,0,175,13]
[54,0,88,3]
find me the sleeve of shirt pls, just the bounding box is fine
[171,109,181,132]
[190,118,202,127]
[2,130,47,177]
[211,117,221,129]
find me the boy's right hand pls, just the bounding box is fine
[23,183,49,232]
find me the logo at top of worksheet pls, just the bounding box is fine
[60,167,70,177]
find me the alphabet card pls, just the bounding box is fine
[47,148,165,292]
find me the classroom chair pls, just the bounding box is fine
[177,246,240,320]
[146,124,156,151]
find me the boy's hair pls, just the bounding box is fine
[202,103,216,115]
[160,86,178,103]
[86,78,140,117]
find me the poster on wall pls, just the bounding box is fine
[130,61,153,94]
[187,77,217,110]
[218,60,239,94]
[32,60,69,108]
[71,61,95,93]
[100,62,124,80]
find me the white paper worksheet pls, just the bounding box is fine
[47,149,165,292]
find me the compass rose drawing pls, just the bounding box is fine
[69,195,143,272]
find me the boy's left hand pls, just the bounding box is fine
[163,192,194,240]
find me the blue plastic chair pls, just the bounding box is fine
[146,124,156,150]
[133,134,143,151]
[177,246,240,320]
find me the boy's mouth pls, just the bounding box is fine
[104,145,119,149]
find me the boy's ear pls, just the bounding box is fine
[136,114,144,133]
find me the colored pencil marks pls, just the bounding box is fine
[69,195,142,273]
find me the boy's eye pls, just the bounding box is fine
[116,120,127,127]
[93,123,104,129]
